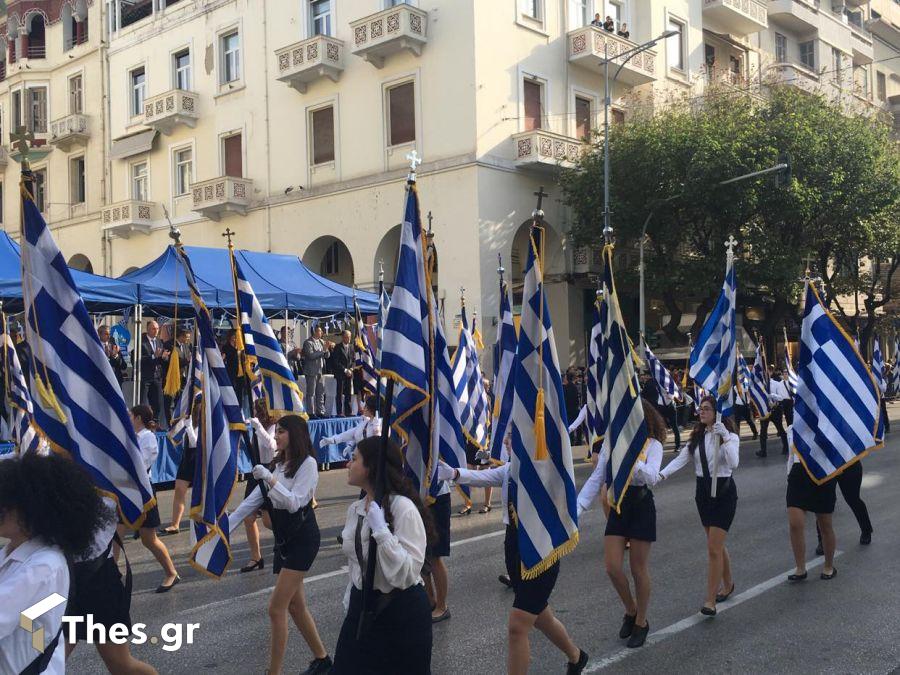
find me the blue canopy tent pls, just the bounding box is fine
[119,245,379,315]
[0,230,137,311]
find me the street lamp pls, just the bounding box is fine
[601,30,679,244]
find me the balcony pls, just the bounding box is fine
[142,89,198,135]
[49,113,90,151]
[772,62,820,94]
[567,27,658,86]
[350,4,428,68]
[0,147,8,167]
[101,200,155,238]
[569,246,602,276]
[767,0,819,32]
[191,176,252,220]
[8,136,52,162]
[275,35,344,93]
[512,129,584,170]
[702,0,767,35]
[849,23,874,64]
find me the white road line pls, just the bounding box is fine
[174,528,505,618]
[584,552,844,672]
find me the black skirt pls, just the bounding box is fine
[504,524,559,616]
[332,584,432,674]
[694,477,738,531]
[244,473,261,499]
[273,511,320,574]
[786,463,837,514]
[175,445,196,484]
[66,556,132,641]
[605,486,656,542]
[426,493,451,558]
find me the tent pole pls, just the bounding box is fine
[133,304,142,406]
[283,307,288,354]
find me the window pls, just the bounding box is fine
[523,79,543,131]
[310,0,332,37]
[704,44,715,79]
[33,170,46,212]
[608,1,623,27]
[220,31,240,84]
[311,106,335,165]
[321,241,340,276]
[877,71,886,101]
[667,18,685,72]
[832,48,842,83]
[69,75,83,114]
[387,81,415,146]
[70,156,85,204]
[729,56,741,85]
[523,0,542,19]
[572,0,589,28]
[132,161,148,200]
[131,67,146,117]
[11,91,21,131]
[223,133,242,177]
[575,96,591,139]
[775,33,787,63]
[799,40,815,71]
[611,108,625,125]
[28,88,47,133]
[174,147,192,196]
[855,65,869,97]
[173,50,191,90]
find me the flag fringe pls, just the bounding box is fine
[520,531,580,580]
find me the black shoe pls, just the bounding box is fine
[815,543,824,556]
[498,574,512,588]
[755,450,767,458]
[618,613,636,639]
[567,649,589,674]
[300,655,333,675]
[715,583,735,603]
[860,531,872,545]
[240,558,264,573]
[131,530,140,540]
[751,433,758,440]
[820,567,837,580]
[787,572,807,582]
[155,575,181,593]
[626,621,649,648]
[700,605,717,617]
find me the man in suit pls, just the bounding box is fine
[302,326,333,418]
[140,320,168,425]
[332,330,354,417]
[98,324,128,385]
[163,327,192,424]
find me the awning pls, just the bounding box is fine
[110,129,157,160]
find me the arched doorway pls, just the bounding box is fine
[122,266,139,276]
[68,253,93,273]
[374,224,438,295]
[302,236,354,287]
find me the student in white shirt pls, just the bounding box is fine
[237,399,279,573]
[659,395,740,616]
[126,405,179,593]
[0,453,110,675]
[331,436,433,674]
[319,394,382,459]
[578,400,666,649]
[228,414,331,675]
[160,405,201,536]
[757,367,791,457]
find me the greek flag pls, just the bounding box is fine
[599,245,650,514]
[376,281,391,372]
[2,333,42,454]
[736,353,752,406]
[871,337,886,394]
[451,302,490,448]
[792,281,883,483]
[689,248,736,417]
[175,244,243,578]
[784,344,799,397]
[381,182,467,498]
[645,344,681,405]
[508,224,578,579]
[745,344,771,418]
[354,298,378,396]
[168,338,201,449]
[890,338,900,395]
[585,297,606,451]
[489,280,516,462]
[20,183,153,526]
[233,252,304,417]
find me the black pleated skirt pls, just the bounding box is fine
[694,477,738,531]
[66,556,132,641]
[786,464,837,514]
[273,511,320,574]
[504,524,560,616]
[605,486,657,542]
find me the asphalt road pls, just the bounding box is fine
[66,404,900,674]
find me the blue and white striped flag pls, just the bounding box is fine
[20,183,153,526]
[792,281,883,483]
[736,352,752,406]
[645,344,681,405]
[354,298,378,397]
[451,302,490,449]
[233,251,305,417]
[2,333,42,454]
[871,337,886,394]
[168,338,201,450]
[783,332,798,397]
[508,224,578,578]
[490,280,516,462]
[689,246,737,417]
[175,244,243,578]
[743,344,770,418]
[376,280,391,373]
[599,245,650,513]
[890,337,900,395]
[585,297,606,451]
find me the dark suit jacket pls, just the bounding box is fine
[332,342,354,375]
[140,335,165,382]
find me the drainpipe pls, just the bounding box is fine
[261,0,273,252]
[100,0,114,275]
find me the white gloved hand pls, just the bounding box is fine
[436,461,456,482]
[576,503,585,520]
[319,437,333,448]
[366,501,388,535]
[252,464,273,483]
[713,421,729,440]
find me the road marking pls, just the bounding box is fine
[173,528,506,618]
[584,552,844,672]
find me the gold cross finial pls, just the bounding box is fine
[10,127,34,164]
[801,253,815,278]
[222,228,236,247]
[406,150,421,171]
[533,186,548,220]
[725,235,738,263]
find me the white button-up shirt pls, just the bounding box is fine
[577,437,664,513]
[0,539,69,675]
[660,429,740,479]
[330,416,382,457]
[136,427,158,474]
[228,455,318,529]
[250,419,277,464]
[769,378,791,402]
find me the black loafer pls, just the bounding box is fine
[626,621,649,648]
[619,613,637,639]
[860,531,872,545]
[715,583,735,603]
[498,574,512,588]
[820,567,837,580]
[566,649,589,674]
[700,605,717,617]
[155,575,181,593]
[787,572,808,582]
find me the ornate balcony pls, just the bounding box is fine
[191,176,252,220]
[275,35,344,93]
[512,129,583,170]
[702,0,767,35]
[569,246,602,276]
[350,4,428,68]
[143,89,198,135]
[101,200,155,238]
[767,0,819,33]
[49,113,90,151]
[567,27,658,86]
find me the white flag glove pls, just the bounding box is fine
[319,437,333,448]
[713,421,730,441]
[576,503,585,520]
[436,461,456,482]
[365,501,388,536]
[252,464,273,483]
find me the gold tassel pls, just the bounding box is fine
[533,387,548,461]
[163,349,182,397]
[492,394,500,419]
[35,376,67,423]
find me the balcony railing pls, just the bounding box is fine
[191,176,252,220]
[512,129,584,170]
[64,28,89,51]
[101,200,155,238]
[143,89,198,134]
[772,62,820,94]
[275,35,344,93]
[49,113,90,151]
[350,4,428,68]
[26,44,46,59]
[568,26,658,86]
[702,0,767,35]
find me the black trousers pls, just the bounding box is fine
[818,461,872,541]
[335,374,353,416]
[662,404,680,446]
[881,398,890,433]
[141,378,163,423]
[734,403,758,438]
[760,402,788,453]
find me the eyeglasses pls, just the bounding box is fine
[699,406,714,412]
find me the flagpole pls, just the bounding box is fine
[375,262,385,410]
[1,303,10,441]
[710,237,737,498]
